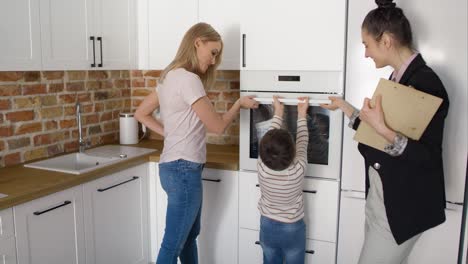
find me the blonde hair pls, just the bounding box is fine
[159,22,223,89]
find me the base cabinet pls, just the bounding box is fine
[0,208,17,264]
[239,228,335,263]
[14,187,85,264]
[154,166,238,264]
[83,163,150,264]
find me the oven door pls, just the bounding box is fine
[240,92,343,180]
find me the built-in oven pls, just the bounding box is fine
[239,71,343,180]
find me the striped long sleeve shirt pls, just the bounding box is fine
[257,115,309,223]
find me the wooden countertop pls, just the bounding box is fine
[0,140,239,210]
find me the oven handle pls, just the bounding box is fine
[253,97,331,106]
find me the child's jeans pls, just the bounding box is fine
[259,215,306,264]
[156,159,204,264]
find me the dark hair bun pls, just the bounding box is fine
[376,0,396,8]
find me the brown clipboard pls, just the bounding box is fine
[353,78,443,151]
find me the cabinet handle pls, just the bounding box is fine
[305,250,315,254]
[242,34,246,67]
[97,37,103,67]
[202,178,221,183]
[255,241,260,245]
[33,200,72,216]
[97,176,139,192]
[447,201,464,206]
[256,184,316,194]
[90,36,96,67]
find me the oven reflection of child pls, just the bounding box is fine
[256,95,310,264]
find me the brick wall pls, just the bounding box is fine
[0,70,240,168]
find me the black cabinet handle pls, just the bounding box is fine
[97,36,103,67]
[202,178,221,183]
[90,36,96,67]
[305,250,315,254]
[242,34,246,67]
[34,200,72,216]
[255,241,260,245]
[303,190,317,194]
[98,176,139,192]
[255,184,259,187]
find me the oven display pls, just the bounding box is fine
[249,104,329,165]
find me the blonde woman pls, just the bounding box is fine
[135,22,258,264]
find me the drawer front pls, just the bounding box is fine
[239,228,336,264]
[0,236,17,264]
[303,178,339,242]
[0,208,14,239]
[305,239,336,264]
[239,171,339,242]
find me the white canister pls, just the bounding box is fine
[119,113,138,144]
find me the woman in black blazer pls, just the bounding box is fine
[322,0,449,263]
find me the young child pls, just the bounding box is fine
[257,95,309,264]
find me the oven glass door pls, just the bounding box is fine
[249,104,329,165]
[240,92,342,179]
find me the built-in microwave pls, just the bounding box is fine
[239,71,343,180]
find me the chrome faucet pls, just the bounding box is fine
[76,102,88,153]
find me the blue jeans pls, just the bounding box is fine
[156,159,204,264]
[260,216,306,264]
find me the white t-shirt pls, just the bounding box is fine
[157,68,207,164]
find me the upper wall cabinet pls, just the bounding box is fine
[148,0,198,70]
[199,0,240,70]
[40,0,136,70]
[148,0,240,70]
[240,0,346,71]
[0,0,42,71]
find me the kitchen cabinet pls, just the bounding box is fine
[238,228,335,263]
[39,0,136,70]
[239,0,346,71]
[0,208,17,264]
[148,0,198,70]
[199,0,240,69]
[336,191,366,264]
[14,186,86,264]
[82,163,150,264]
[239,170,339,242]
[0,0,42,71]
[154,166,238,264]
[198,169,238,264]
[147,0,240,70]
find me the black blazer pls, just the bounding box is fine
[353,54,449,244]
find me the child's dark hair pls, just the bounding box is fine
[259,129,295,171]
[362,0,413,48]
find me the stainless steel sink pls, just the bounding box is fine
[24,145,156,175]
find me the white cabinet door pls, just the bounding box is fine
[94,0,136,69]
[40,0,136,70]
[83,163,149,264]
[0,237,17,264]
[407,204,463,264]
[240,0,346,71]
[336,191,366,264]
[148,0,198,70]
[0,0,41,70]
[155,167,238,263]
[305,239,336,264]
[199,0,240,70]
[14,186,85,264]
[238,228,262,264]
[239,171,339,242]
[39,0,94,70]
[198,169,238,264]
